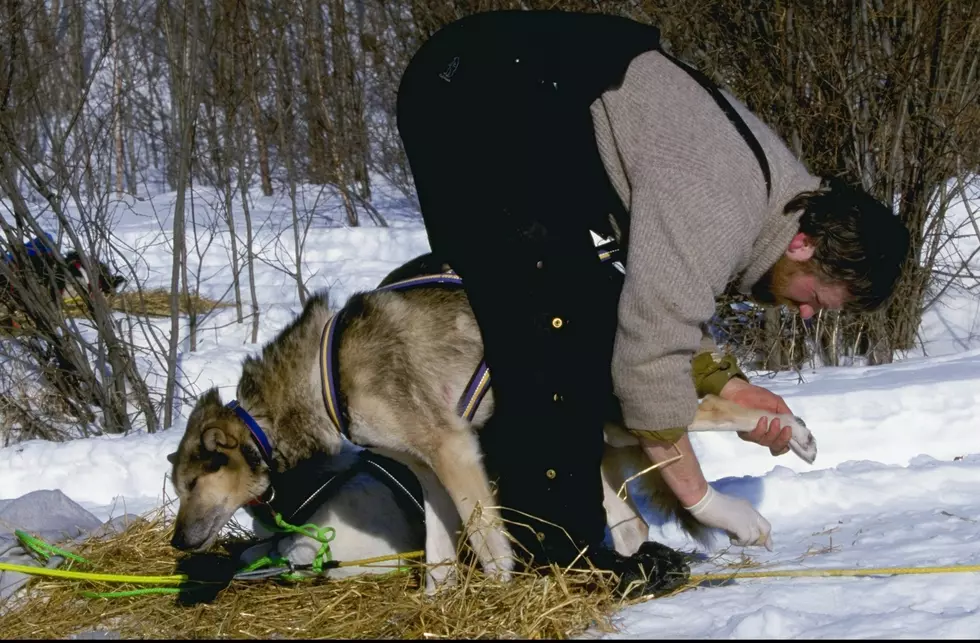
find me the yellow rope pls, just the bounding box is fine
[689,563,980,583]
[0,561,190,585]
[336,550,425,568]
[4,555,977,588]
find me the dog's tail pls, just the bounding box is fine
[612,445,713,548]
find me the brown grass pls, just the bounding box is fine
[0,506,696,640]
[63,288,231,318]
[2,289,229,337]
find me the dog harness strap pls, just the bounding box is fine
[319,270,471,441]
[284,458,369,524]
[319,314,350,439]
[319,243,624,438]
[226,399,274,466]
[457,359,492,421]
[596,245,621,264]
[373,273,465,291]
[359,451,426,519]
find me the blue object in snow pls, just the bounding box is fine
[3,232,56,263]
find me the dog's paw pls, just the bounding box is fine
[781,414,817,464]
[482,555,514,584]
[604,541,691,599]
[276,534,319,567]
[424,561,458,595]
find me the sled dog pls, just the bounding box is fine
[168,257,817,591]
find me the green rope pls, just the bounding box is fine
[12,510,344,601]
[255,512,337,574]
[15,529,90,567]
[237,553,292,574]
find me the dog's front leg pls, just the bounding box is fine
[691,395,817,464]
[605,397,818,464]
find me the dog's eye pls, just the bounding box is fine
[204,452,229,473]
[240,443,263,470]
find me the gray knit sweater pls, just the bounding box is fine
[589,49,821,433]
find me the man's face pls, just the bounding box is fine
[751,254,850,320]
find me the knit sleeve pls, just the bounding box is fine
[612,180,735,431]
[597,51,763,432]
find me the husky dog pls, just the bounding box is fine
[168,261,817,593]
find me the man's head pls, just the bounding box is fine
[751,178,911,320]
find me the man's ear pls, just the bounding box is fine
[785,232,815,262]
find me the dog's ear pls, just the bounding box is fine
[202,425,239,453]
[166,451,178,465]
[195,388,223,409]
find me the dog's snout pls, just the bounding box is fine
[170,526,206,551]
[170,530,190,550]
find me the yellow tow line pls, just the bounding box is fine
[0,550,429,586]
[0,561,188,585]
[1,558,978,588]
[689,563,980,583]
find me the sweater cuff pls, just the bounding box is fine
[691,351,748,398]
[628,426,686,444]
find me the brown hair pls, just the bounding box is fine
[785,177,911,312]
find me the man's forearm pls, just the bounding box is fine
[640,433,709,507]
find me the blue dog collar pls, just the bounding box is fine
[225,399,273,466]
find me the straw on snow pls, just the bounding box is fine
[0,503,694,640]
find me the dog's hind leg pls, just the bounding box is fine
[372,448,464,594]
[425,423,515,583]
[600,448,649,556]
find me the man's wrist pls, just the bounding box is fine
[675,478,710,508]
[719,375,753,400]
[683,484,715,513]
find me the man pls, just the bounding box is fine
[394,10,910,593]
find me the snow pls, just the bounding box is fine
[2,179,979,638]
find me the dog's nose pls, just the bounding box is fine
[171,530,190,551]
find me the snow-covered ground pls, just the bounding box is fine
[1,179,979,638]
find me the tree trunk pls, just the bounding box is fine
[112,0,124,198]
[163,0,200,430]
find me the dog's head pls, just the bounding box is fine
[63,250,127,297]
[167,388,272,553]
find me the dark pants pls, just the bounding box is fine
[396,10,661,565]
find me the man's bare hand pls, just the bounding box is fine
[718,378,793,457]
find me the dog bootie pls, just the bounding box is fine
[585,540,692,599]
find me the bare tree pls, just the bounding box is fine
[160,0,201,430]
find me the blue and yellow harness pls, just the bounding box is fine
[318,244,624,439]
